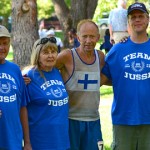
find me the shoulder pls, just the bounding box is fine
[58,48,72,59]
[6,60,21,71]
[96,50,105,68]
[6,60,18,67]
[97,50,105,59]
[106,41,128,59]
[56,48,72,69]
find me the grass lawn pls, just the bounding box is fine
[6,51,13,61]
[6,45,13,61]
[100,85,113,150]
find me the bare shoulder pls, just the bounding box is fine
[56,48,74,82]
[97,50,105,69]
[56,48,72,70]
[97,50,105,58]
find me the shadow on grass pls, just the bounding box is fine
[100,86,113,96]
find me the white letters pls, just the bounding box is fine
[124,72,150,80]
[123,53,150,62]
[41,80,64,90]
[0,94,16,103]
[0,73,16,84]
[48,97,68,106]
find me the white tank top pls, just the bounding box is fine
[65,48,101,121]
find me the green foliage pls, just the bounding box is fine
[64,0,71,8]
[100,85,113,98]
[37,0,71,20]
[93,0,150,22]
[0,0,11,18]
[37,0,54,19]
[55,31,64,41]
[6,45,13,61]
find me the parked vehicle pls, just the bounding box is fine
[98,18,109,28]
[97,12,109,29]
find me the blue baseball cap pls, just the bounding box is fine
[127,2,149,16]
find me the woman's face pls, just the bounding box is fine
[39,47,58,71]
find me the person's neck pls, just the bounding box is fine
[39,66,53,72]
[0,59,5,64]
[130,33,149,44]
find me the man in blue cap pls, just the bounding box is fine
[101,2,150,150]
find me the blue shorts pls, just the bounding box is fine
[67,119,103,150]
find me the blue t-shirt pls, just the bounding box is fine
[0,60,29,150]
[26,68,70,150]
[102,38,150,125]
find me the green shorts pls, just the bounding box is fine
[111,125,150,150]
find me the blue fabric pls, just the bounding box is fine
[26,68,70,150]
[100,35,113,52]
[0,60,29,150]
[102,38,150,125]
[68,119,102,150]
[74,38,80,48]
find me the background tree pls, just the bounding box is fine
[0,0,149,66]
[52,0,98,47]
[11,0,39,67]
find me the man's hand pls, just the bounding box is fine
[24,143,32,150]
[119,36,128,43]
[110,36,115,44]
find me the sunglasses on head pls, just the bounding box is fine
[36,37,57,47]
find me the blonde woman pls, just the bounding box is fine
[23,37,70,150]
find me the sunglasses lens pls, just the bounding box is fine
[36,37,57,47]
[41,38,49,44]
[50,37,57,44]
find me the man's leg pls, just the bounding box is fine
[138,125,150,150]
[111,125,137,150]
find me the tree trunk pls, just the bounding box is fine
[71,0,98,27]
[52,0,98,48]
[11,0,39,68]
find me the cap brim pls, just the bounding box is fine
[0,34,11,37]
[128,8,148,15]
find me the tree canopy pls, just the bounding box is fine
[0,0,150,26]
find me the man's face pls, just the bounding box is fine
[0,37,10,64]
[128,10,149,34]
[77,22,100,53]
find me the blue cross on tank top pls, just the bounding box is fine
[78,74,98,89]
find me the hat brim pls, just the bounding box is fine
[128,8,148,16]
[0,34,11,38]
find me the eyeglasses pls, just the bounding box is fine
[36,37,57,47]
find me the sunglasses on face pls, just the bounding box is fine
[36,37,57,47]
